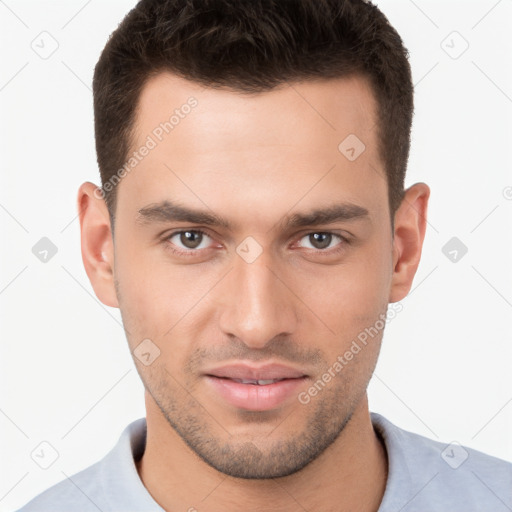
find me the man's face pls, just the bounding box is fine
[113,72,394,478]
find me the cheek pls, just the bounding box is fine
[298,254,391,328]
[115,251,218,361]
[114,251,172,345]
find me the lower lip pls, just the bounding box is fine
[204,376,308,411]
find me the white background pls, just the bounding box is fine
[1,0,511,510]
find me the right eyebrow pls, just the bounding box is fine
[135,201,231,229]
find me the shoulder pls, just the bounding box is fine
[15,458,108,512]
[372,412,512,512]
[15,418,160,512]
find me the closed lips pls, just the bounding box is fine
[221,378,288,385]
[203,364,310,411]
[204,363,308,382]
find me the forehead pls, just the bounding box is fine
[133,71,378,149]
[118,71,387,229]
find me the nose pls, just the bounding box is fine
[218,248,298,349]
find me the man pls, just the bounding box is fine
[17,0,512,510]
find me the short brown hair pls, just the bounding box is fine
[93,0,413,226]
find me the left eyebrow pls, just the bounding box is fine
[281,203,370,229]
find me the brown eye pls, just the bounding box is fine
[180,231,203,249]
[166,230,212,251]
[300,232,342,250]
[309,233,332,249]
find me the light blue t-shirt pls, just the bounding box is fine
[16,412,512,511]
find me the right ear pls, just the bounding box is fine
[77,182,119,308]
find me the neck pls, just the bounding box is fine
[137,393,387,512]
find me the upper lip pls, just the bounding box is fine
[204,363,308,381]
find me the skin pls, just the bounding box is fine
[78,72,429,512]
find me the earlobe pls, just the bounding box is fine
[77,182,119,308]
[388,182,430,303]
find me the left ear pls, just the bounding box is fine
[389,182,430,303]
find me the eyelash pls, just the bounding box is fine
[162,229,350,257]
